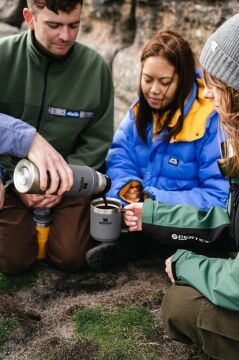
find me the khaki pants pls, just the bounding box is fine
[161,284,239,360]
[0,189,93,274]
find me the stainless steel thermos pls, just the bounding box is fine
[13,159,111,197]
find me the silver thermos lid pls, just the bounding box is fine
[13,159,42,194]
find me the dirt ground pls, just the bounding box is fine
[0,250,212,360]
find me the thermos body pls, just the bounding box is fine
[13,159,111,197]
[66,164,109,197]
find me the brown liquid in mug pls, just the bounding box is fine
[98,196,118,209]
[102,195,109,208]
[97,206,116,209]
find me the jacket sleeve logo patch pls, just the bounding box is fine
[168,157,179,166]
[172,233,209,244]
[48,107,94,119]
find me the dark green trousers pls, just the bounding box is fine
[161,284,239,360]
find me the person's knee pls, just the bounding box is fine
[0,235,37,275]
[161,285,201,345]
[59,253,86,272]
[161,286,183,329]
[0,255,35,275]
[47,248,86,272]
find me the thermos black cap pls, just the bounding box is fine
[33,207,52,225]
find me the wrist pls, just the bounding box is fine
[171,259,178,280]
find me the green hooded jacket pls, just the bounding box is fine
[142,176,239,311]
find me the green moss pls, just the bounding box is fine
[150,290,164,305]
[0,317,19,347]
[72,305,161,360]
[0,262,52,294]
[0,270,39,293]
[24,355,51,360]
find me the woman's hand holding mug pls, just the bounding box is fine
[124,202,143,231]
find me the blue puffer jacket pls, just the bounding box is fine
[106,77,229,211]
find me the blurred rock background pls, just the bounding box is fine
[1,0,239,127]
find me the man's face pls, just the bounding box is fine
[24,4,82,57]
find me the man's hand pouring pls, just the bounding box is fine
[27,133,74,196]
[123,202,143,231]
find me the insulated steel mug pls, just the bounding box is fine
[90,197,123,242]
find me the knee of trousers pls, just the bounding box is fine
[47,248,87,272]
[161,284,201,345]
[0,236,37,275]
[0,254,36,275]
[161,286,184,328]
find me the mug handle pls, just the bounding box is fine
[121,208,129,233]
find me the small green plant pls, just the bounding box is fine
[0,317,19,347]
[72,305,161,360]
[150,290,164,305]
[0,261,52,294]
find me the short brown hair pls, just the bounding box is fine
[27,0,83,14]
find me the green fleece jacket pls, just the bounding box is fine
[0,31,114,176]
[142,177,239,311]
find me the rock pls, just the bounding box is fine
[1,0,239,126]
[0,0,26,28]
[79,0,136,68]
[112,0,239,125]
[0,22,20,37]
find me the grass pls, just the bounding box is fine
[0,317,19,347]
[72,305,161,360]
[0,261,52,294]
[25,356,51,360]
[0,265,45,354]
[0,269,39,293]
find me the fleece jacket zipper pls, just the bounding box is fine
[36,61,51,131]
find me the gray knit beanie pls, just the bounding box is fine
[200,13,239,91]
